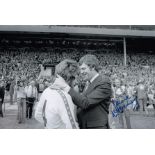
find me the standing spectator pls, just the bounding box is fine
[136,79,148,114]
[127,82,137,111]
[5,79,11,97]
[5,79,11,92]
[9,79,15,105]
[25,80,38,119]
[15,80,26,123]
[0,80,5,117]
[147,82,155,110]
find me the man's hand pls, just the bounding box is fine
[73,85,79,93]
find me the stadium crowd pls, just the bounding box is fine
[0,47,155,124]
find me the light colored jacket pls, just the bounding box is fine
[25,85,38,99]
[35,78,79,129]
[16,86,26,99]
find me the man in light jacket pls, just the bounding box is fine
[35,59,79,129]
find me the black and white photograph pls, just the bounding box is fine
[0,25,155,129]
[1,1,155,155]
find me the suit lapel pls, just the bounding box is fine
[84,75,102,95]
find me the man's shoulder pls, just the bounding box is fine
[44,87,57,93]
[44,87,69,98]
[41,87,64,103]
[96,75,111,84]
[88,75,111,92]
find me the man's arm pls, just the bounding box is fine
[69,82,111,110]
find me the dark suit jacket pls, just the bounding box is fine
[68,75,112,129]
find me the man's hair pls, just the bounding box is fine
[55,59,78,84]
[79,54,100,72]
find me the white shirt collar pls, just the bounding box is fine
[90,73,99,83]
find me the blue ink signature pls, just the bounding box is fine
[112,96,136,117]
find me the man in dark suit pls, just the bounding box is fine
[68,54,112,129]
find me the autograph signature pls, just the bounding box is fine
[112,96,136,117]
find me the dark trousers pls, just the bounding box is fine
[26,97,35,119]
[138,98,148,114]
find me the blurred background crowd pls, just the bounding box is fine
[0,46,155,119]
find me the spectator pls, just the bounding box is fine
[136,79,148,114]
[15,80,26,123]
[0,80,5,117]
[25,80,38,119]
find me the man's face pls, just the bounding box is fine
[79,63,93,81]
[115,79,121,87]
